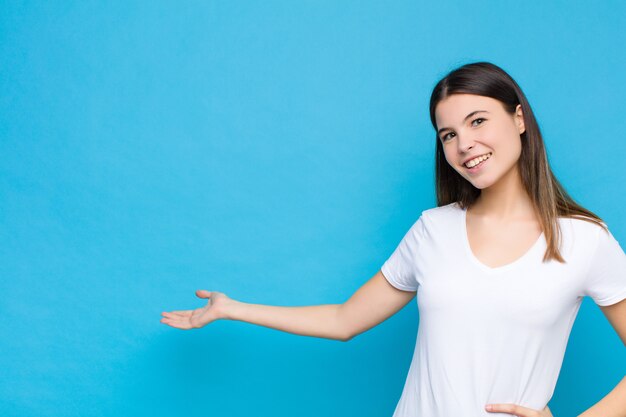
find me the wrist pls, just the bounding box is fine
[221,299,244,321]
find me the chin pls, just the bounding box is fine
[455,168,495,190]
[467,177,494,190]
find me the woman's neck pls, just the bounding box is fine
[470,166,536,221]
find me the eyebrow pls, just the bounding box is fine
[437,110,489,136]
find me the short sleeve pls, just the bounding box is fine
[582,225,626,306]
[380,215,425,292]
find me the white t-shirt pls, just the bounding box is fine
[381,201,626,417]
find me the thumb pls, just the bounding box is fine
[196,290,212,299]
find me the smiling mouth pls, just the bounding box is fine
[464,152,492,169]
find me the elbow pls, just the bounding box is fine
[336,305,357,342]
[339,328,357,342]
[341,326,370,341]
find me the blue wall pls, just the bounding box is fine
[1,1,624,416]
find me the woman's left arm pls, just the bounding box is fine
[486,298,626,417]
[577,298,626,417]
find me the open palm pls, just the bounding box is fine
[161,290,230,330]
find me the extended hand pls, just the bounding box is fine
[486,403,554,416]
[161,290,231,330]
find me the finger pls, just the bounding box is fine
[162,311,192,318]
[160,317,192,330]
[486,403,538,416]
[161,313,181,321]
[196,290,212,299]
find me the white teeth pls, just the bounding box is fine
[465,152,492,168]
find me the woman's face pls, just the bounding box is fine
[434,94,525,190]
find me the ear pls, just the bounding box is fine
[515,104,525,134]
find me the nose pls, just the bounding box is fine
[456,131,475,153]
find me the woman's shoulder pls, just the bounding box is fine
[559,214,608,234]
[421,202,461,219]
[415,202,462,233]
[557,215,612,254]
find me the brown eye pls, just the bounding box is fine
[442,132,455,142]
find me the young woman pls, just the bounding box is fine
[161,62,626,417]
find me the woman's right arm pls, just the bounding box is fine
[160,270,416,342]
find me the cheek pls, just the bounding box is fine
[490,126,522,154]
[445,154,466,176]
[442,149,459,170]
[501,134,523,158]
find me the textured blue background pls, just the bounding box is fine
[1,1,624,416]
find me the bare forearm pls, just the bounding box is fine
[224,300,348,341]
[578,375,626,417]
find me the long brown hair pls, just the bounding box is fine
[429,61,606,263]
